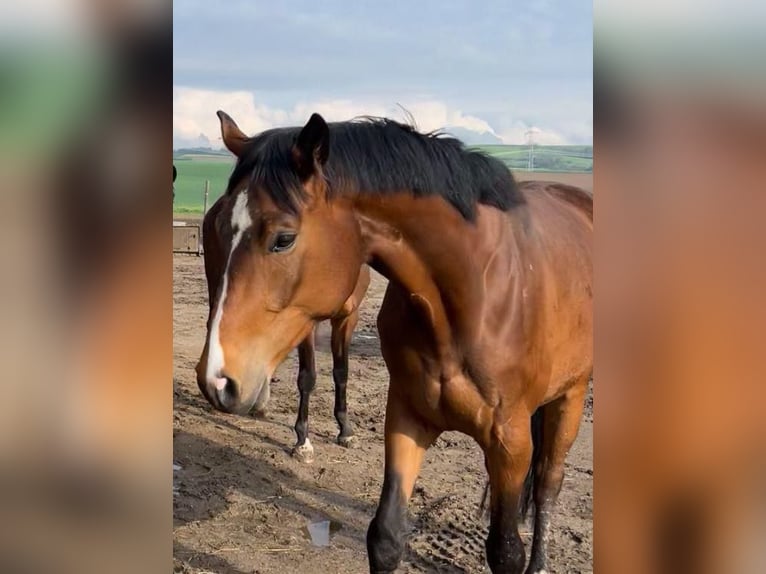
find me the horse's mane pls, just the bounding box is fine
[226,117,524,221]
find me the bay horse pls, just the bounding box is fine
[199,165,371,463]
[195,111,593,574]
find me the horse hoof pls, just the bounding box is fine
[291,439,314,463]
[337,435,358,448]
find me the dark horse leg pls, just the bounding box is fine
[524,381,588,574]
[330,309,360,447]
[484,411,534,574]
[367,389,439,573]
[292,328,317,463]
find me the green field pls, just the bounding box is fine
[474,145,593,173]
[173,145,592,214]
[173,153,235,213]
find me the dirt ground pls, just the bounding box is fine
[173,254,593,574]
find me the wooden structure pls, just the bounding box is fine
[173,221,201,255]
[172,178,208,256]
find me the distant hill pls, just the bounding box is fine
[473,144,592,172]
[172,144,592,172]
[173,144,592,213]
[173,147,231,159]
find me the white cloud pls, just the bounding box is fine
[173,87,289,149]
[173,86,579,149]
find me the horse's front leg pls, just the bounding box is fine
[484,410,534,574]
[292,328,317,463]
[367,389,439,574]
[330,309,360,447]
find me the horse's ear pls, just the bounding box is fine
[292,113,329,178]
[217,110,248,157]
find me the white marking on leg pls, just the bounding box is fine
[206,190,252,384]
[296,438,313,451]
[293,437,315,462]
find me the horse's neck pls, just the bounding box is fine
[354,195,512,356]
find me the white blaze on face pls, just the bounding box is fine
[206,190,252,387]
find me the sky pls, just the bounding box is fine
[173,0,592,149]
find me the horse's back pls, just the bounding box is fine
[518,180,592,227]
[518,181,592,270]
[529,181,592,221]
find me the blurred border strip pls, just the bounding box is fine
[595,1,766,572]
[0,1,172,573]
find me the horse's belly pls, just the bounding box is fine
[543,307,593,402]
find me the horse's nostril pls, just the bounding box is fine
[219,375,238,400]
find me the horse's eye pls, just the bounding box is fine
[269,232,297,253]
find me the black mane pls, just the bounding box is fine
[226,117,523,220]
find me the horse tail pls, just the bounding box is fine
[520,407,544,521]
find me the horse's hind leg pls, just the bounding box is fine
[330,310,359,447]
[367,390,439,573]
[292,328,317,463]
[525,381,588,574]
[484,413,534,574]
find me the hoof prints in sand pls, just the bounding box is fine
[407,495,490,573]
